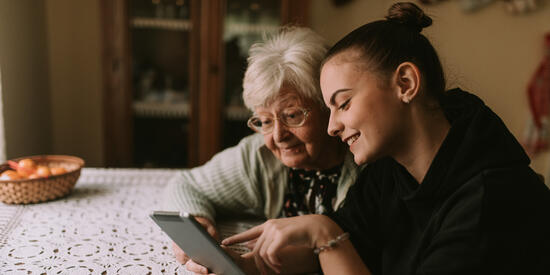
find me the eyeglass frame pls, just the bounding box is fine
[247,107,310,134]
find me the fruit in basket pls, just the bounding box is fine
[35,165,51,178]
[28,174,41,179]
[19,158,37,170]
[51,167,67,175]
[9,158,36,177]
[3,158,68,180]
[0,155,84,204]
[0,170,23,180]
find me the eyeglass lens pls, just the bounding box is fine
[249,107,306,133]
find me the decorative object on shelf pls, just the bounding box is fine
[153,0,164,18]
[523,33,550,157]
[502,0,539,14]
[419,0,449,4]
[138,69,156,100]
[164,2,177,18]
[331,0,354,6]
[419,0,496,12]
[459,0,495,12]
[418,0,541,14]
[176,0,189,19]
[0,155,84,204]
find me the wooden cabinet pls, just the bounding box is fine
[100,0,309,168]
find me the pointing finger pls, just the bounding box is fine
[222,223,264,245]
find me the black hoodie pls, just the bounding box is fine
[330,89,550,275]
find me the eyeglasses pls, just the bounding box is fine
[247,107,310,134]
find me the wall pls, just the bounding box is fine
[4,0,546,170]
[0,0,53,160]
[310,0,550,175]
[45,0,104,166]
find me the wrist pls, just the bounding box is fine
[194,216,214,224]
[309,214,345,249]
[314,232,349,255]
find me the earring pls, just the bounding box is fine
[403,98,410,104]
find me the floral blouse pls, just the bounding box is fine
[282,166,342,217]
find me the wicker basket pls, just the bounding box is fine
[0,155,85,204]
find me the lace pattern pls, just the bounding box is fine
[0,168,196,274]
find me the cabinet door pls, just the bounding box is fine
[220,1,281,150]
[102,0,308,167]
[129,0,200,168]
[196,0,310,165]
[101,0,133,167]
[101,0,200,168]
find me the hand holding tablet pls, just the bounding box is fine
[150,211,246,275]
[172,216,219,264]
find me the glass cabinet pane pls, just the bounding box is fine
[221,0,281,149]
[102,0,309,167]
[129,0,194,167]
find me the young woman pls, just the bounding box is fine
[223,2,550,275]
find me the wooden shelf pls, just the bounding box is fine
[224,105,251,121]
[225,22,279,34]
[133,101,191,118]
[132,101,250,121]
[131,17,192,31]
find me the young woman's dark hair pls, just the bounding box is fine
[323,2,446,101]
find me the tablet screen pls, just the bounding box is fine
[150,211,246,275]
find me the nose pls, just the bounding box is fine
[272,119,290,142]
[327,112,342,137]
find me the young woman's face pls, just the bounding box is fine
[256,88,340,170]
[320,52,406,165]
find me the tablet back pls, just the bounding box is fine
[150,211,246,275]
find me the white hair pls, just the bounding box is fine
[242,26,329,110]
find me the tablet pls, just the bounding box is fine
[150,211,246,275]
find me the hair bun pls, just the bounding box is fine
[385,2,432,33]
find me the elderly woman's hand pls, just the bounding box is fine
[184,258,216,275]
[222,214,340,274]
[185,246,262,275]
[172,216,219,264]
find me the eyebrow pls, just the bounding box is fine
[274,94,301,109]
[329,89,352,106]
[279,98,297,107]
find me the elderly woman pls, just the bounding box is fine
[163,27,360,273]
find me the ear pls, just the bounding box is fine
[393,62,421,104]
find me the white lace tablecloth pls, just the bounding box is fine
[0,168,196,275]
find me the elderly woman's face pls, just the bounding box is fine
[256,88,333,170]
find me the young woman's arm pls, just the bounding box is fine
[184,244,319,275]
[318,241,371,275]
[223,214,372,275]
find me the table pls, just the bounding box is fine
[0,168,198,274]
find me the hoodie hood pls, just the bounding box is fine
[409,88,531,201]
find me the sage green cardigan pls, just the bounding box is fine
[163,133,360,222]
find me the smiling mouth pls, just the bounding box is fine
[281,145,301,153]
[344,134,360,146]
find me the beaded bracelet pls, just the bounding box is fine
[313,232,350,255]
